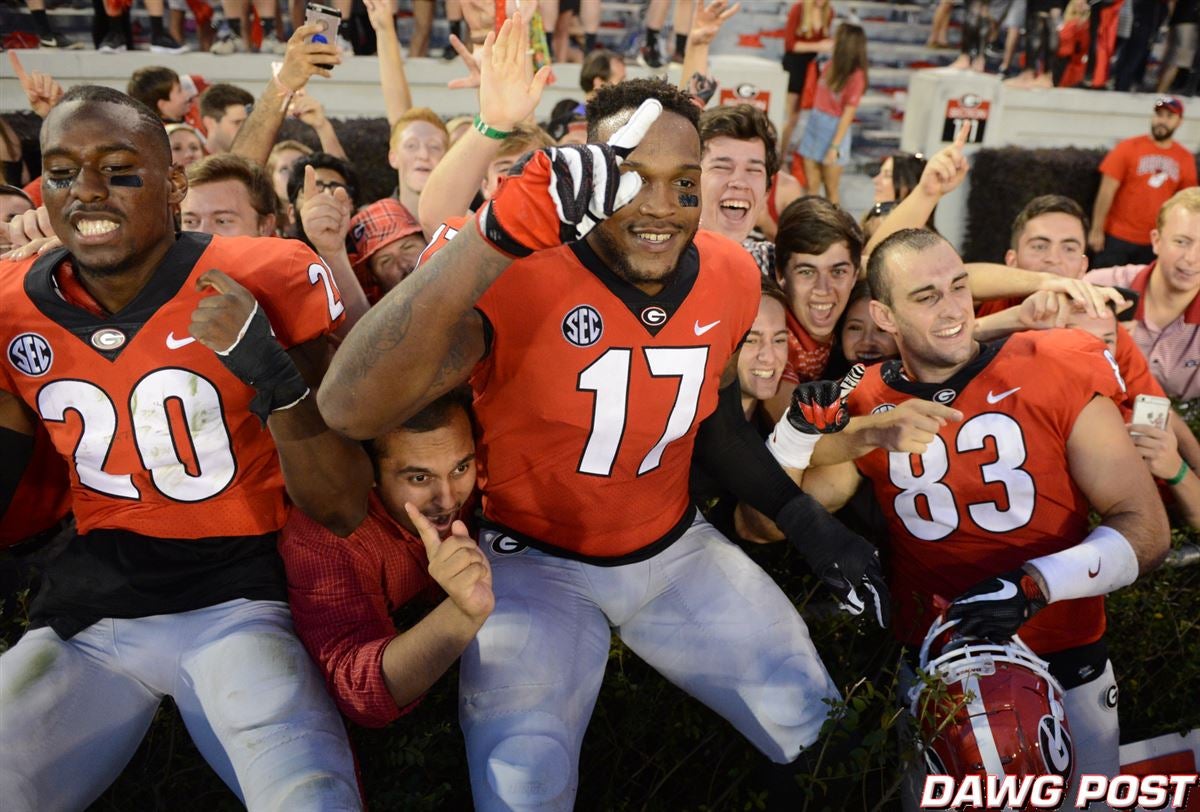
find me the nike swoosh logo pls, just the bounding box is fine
[1088,562,1101,578]
[956,580,1018,605]
[166,332,197,350]
[694,319,720,336]
[986,387,1021,404]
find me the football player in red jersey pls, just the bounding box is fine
[321,14,887,811]
[791,228,1170,804]
[0,86,370,810]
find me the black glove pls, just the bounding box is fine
[786,366,863,435]
[776,494,890,628]
[946,568,1047,641]
[479,98,661,257]
[216,303,309,425]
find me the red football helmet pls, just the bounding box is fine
[908,615,1075,796]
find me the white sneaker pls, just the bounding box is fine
[210,34,246,55]
[260,36,287,55]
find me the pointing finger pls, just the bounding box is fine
[406,502,442,558]
[303,164,317,201]
[953,120,970,149]
[606,98,663,157]
[7,50,29,85]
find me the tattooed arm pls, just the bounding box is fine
[318,219,509,439]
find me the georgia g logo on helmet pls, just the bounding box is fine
[1037,714,1074,778]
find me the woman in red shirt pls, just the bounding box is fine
[797,22,869,205]
[779,0,834,163]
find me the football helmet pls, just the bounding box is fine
[908,615,1075,790]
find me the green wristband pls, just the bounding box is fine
[473,114,512,140]
[1167,460,1190,486]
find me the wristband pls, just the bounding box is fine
[214,302,311,425]
[269,74,295,114]
[1167,460,1190,486]
[766,412,822,471]
[473,114,512,140]
[1025,525,1139,603]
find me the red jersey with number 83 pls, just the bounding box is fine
[847,330,1126,654]
[0,233,344,539]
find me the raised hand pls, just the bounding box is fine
[361,0,396,34]
[278,23,342,92]
[446,33,482,89]
[688,0,741,47]
[477,10,551,130]
[917,122,970,198]
[298,164,352,258]
[8,51,63,118]
[290,93,329,129]
[406,504,494,623]
[479,97,662,256]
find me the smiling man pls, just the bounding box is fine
[320,56,885,807]
[698,104,779,275]
[0,85,368,810]
[1089,96,1197,267]
[1088,187,1200,400]
[280,387,490,728]
[796,227,1169,803]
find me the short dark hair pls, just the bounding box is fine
[126,66,180,117]
[775,196,864,278]
[1010,194,1088,249]
[286,152,360,209]
[586,78,700,141]
[581,50,620,93]
[187,153,279,220]
[866,228,949,306]
[199,83,254,122]
[51,85,171,166]
[699,104,780,183]
[366,387,474,473]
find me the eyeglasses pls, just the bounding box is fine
[312,180,348,193]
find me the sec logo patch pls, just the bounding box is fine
[563,305,603,347]
[8,332,53,377]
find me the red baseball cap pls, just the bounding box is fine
[349,199,423,269]
[1155,95,1184,116]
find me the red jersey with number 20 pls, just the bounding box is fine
[847,330,1126,655]
[0,233,344,539]
[423,224,759,561]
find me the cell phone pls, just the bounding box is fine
[304,2,342,70]
[1131,394,1170,432]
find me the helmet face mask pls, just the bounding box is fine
[910,616,1075,798]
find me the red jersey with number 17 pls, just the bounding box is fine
[846,330,1127,655]
[0,233,344,539]
[421,224,759,561]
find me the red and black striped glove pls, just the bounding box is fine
[785,365,863,435]
[477,98,662,257]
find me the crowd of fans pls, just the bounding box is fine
[1,0,1198,809]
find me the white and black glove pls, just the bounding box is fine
[776,494,890,628]
[946,568,1047,641]
[478,98,662,257]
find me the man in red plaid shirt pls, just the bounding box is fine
[279,387,491,727]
